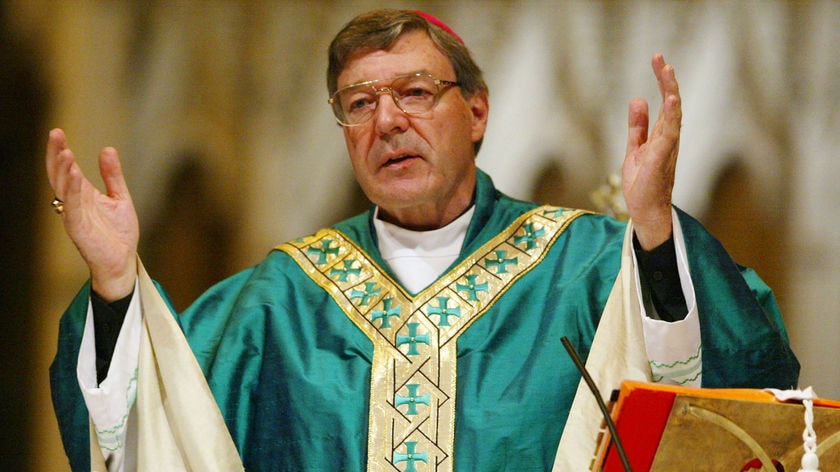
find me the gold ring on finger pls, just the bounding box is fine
[51,197,64,215]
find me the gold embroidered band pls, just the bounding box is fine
[277,206,585,471]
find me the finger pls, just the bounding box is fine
[98,147,132,202]
[53,147,79,203]
[652,53,680,103]
[62,156,86,218]
[650,94,682,164]
[45,128,68,191]
[649,55,682,158]
[47,129,89,209]
[625,98,649,156]
[654,57,682,134]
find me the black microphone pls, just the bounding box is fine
[561,336,632,472]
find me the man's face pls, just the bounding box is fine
[336,30,489,229]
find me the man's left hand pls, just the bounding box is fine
[623,53,682,250]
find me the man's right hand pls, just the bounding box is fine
[45,128,139,302]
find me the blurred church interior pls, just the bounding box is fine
[1,1,838,470]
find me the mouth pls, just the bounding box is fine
[381,152,421,169]
[386,154,416,165]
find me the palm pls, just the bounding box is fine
[67,171,138,273]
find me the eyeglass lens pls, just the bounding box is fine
[333,75,444,125]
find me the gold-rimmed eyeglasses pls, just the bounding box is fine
[329,73,460,127]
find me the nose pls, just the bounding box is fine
[373,89,410,135]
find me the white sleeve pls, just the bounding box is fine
[77,279,141,472]
[635,208,703,387]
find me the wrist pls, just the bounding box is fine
[633,215,673,251]
[91,258,137,302]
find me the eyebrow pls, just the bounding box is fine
[339,69,436,89]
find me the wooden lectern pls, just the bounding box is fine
[595,381,840,471]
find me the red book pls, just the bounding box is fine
[594,381,840,471]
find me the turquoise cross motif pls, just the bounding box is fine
[371,297,401,329]
[514,222,545,250]
[396,323,430,356]
[393,441,428,472]
[542,207,564,218]
[395,384,430,416]
[329,259,361,282]
[485,250,517,274]
[306,238,339,265]
[456,274,489,301]
[427,296,461,327]
[350,282,380,306]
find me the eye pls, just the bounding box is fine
[341,89,376,112]
[400,85,435,99]
[403,86,434,98]
[348,97,373,110]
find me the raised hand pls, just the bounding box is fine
[45,128,139,301]
[622,54,682,250]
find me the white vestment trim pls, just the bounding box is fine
[638,209,702,387]
[78,278,140,472]
[80,258,244,471]
[552,213,702,470]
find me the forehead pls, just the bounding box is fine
[336,30,456,88]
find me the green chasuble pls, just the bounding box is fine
[51,170,799,471]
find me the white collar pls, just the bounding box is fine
[373,206,475,293]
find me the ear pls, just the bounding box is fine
[467,91,489,144]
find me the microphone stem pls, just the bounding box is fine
[561,336,633,472]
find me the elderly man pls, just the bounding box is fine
[47,9,798,472]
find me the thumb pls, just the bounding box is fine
[625,98,649,156]
[98,147,132,201]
